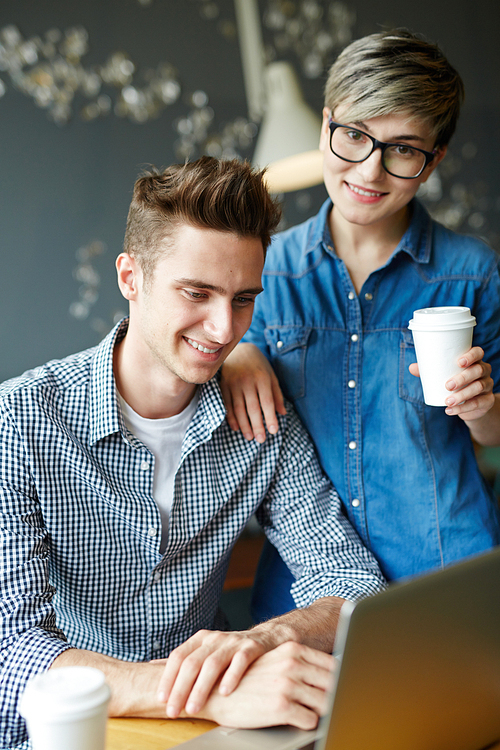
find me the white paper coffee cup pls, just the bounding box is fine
[19,666,111,750]
[408,306,476,407]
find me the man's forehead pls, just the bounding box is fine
[159,224,263,262]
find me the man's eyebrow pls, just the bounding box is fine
[353,120,426,142]
[175,278,264,296]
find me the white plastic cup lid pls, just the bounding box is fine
[408,306,476,331]
[19,667,110,720]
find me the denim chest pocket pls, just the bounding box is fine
[264,326,312,400]
[399,328,425,405]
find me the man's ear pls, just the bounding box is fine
[116,253,141,301]
[420,145,448,184]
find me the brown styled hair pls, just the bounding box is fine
[123,156,281,283]
[324,29,465,148]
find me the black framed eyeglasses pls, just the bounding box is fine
[328,118,436,179]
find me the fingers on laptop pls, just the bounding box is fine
[204,642,335,730]
[259,641,336,691]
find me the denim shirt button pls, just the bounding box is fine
[348,380,356,388]
[276,340,284,349]
[364,292,373,301]
[351,334,359,342]
[348,292,355,300]
[352,498,360,508]
[349,441,357,450]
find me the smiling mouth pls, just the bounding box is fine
[346,182,386,197]
[186,337,221,354]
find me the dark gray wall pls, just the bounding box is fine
[1,0,499,382]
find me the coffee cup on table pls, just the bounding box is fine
[19,666,111,750]
[408,306,476,407]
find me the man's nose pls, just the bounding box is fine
[203,301,234,345]
[355,148,386,182]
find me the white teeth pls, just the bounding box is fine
[186,338,219,354]
[348,183,383,197]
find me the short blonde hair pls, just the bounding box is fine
[325,29,464,147]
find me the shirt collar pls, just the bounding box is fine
[304,198,333,257]
[89,318,127,445]
[182,374,227,452]
[89,318,227,446]
[305,197,433,265]
[397,198,433,264]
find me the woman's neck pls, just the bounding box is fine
[329,205,410,294]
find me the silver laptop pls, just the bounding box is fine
[174,546,500,750]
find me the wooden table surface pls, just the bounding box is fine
[105,718,500,750]
[106,717,216,750]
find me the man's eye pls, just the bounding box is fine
[186,290,207,300]
[234,296,254,307]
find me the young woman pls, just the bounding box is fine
[220,29,500,621]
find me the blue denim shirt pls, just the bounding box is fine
[244,198,500,583]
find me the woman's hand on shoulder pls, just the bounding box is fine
[220,343,286,443]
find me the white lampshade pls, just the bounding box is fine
[233,0,324,192]
[252,61,322,169]
[264,149,324,194]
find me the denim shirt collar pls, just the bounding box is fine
[304,197,433,265]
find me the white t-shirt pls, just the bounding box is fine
[118,391,199,552]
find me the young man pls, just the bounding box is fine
[220,30,500,621]
[0,157,385,748]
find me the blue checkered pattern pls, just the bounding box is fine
[0,319,385,748]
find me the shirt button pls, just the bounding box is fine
[153,572,161,582]
[364,292,373,301]
[349,441,357,450]
[141,461,150,471]
[276,340,284,349]
[153,640,161,650]
[351,334,359,342]
[348,292,355,300]
[352,498,360,508]
[348,380,356,389]
[148,527,158,537]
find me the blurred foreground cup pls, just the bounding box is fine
[19,666,110,750]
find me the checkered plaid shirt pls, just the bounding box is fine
[0,319,385,748]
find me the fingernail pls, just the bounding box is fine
[445,397,455,406]
[445,380,456,390]
[268,425,278,435]
[459,357,467,367]
[255,434,265,444]
[157,691,166,703]
[219,685,230,695]
[243,433,253,441]
[166,705,178,718]
[186,701,198,714]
